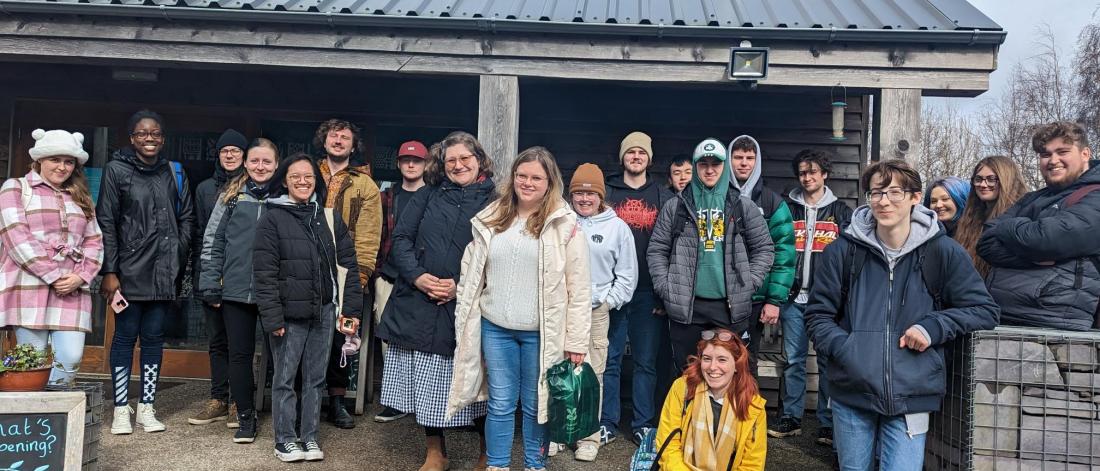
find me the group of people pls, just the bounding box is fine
[1,109,1098,470]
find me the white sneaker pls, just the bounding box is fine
[111,405,133,435]
[574,442,599,462]
[547,441,565,457]
[136,403,166,432]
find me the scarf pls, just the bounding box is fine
[681,386,739,471]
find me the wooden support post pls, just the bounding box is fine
[477,75,520,172]
[877,88,921,162]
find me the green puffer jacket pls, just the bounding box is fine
[748,184,796,306]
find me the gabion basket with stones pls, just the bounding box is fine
[925,327,1100,470]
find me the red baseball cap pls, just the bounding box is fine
[397,140,428,159]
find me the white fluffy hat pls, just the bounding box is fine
[29,128,89,165]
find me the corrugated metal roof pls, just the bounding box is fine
[3,0,1005,44]
[33,0,1001,31]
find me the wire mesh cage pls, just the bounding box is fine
[925,327,1100,470]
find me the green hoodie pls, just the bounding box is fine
[691,140,731,299]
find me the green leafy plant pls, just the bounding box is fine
[0,344,53,373]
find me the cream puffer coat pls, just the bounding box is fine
[446,201,592,424]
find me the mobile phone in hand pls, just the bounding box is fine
[110,290,129,314]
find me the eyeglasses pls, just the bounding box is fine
[219,148,243,157]
[972,175,999,186]
[130,130,163,140]
[287,174,315,182]
[444,154,476,168]
[701,330,735,342]
[866,188,912,203]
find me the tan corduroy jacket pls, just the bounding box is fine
[446,201,591,424]
[320,160,382,286]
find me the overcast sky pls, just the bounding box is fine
[926,0,1097,113]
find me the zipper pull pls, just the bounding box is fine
[889,269,894,282]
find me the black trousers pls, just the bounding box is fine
[745,302,764,378]
[669,298,753,371]
[222,301,260,411]
[204,302,230,402]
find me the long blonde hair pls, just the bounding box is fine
[222,138,280,204]
[954,155,1029,277]
[30,160,94,219]
[483,146,565,236]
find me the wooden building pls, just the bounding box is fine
[0,0,1004,397]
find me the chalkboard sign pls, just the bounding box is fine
[0,392,85,471]
[0,414,66,471]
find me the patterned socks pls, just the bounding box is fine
[142,363,160,404]
[113,366,130,407]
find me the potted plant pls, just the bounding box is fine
[0,344,54,392]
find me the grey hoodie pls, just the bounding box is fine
[577,207,638,310]
[846,202,943,347]
[845,203,941,269]
[728,134,762,196]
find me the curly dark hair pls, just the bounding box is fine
[1031,121,1089,154]
[313,119,366,159]
[791,149,834,178]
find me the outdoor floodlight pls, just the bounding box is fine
[728,46,769,81]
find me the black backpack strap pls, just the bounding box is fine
[650,384,695,471]
[837,241,867,322]
[916,243,946,311]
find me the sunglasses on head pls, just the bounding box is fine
[701,330,735,342]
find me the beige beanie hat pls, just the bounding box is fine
[619,131,653,164]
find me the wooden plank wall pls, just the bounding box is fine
[518,80,867,411]
[518,79,867,210]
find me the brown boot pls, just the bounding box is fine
[419,436,450,471]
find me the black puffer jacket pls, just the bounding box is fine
[96,148,194,301]
[375,178,496,356]
[252,196,363,333]
[978,160,1100,331]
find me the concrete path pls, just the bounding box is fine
[96,379,833,470]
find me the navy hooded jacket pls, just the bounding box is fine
[807,204,999,416]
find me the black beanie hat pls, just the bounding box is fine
[215,128,248,153]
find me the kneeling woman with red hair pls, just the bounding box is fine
[656,329,767,470]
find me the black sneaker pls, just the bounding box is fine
[233,410,257,444]
[274,442,305,462]
[817,426,834,446]
[767,415,802,438]
[327,397,356,429]
[302,440,324,461]
[373,406,408,423]
[632,427,653,446]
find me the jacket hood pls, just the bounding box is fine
[728,135,762,196]
[577,206,618,225]
[789,185,839,208]
[845,203,941,260]
[112,147,168,173]
[266,194,320,215]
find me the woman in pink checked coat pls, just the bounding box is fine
[0,128,103,385]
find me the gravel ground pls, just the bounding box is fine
[95,378,834,470]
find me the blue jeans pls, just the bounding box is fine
[832,400,926,471]
[110,300,168,405]
[15,328,85,386]
[482,319,545,469]
[780,302,832,427]
[601,289,661,434]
